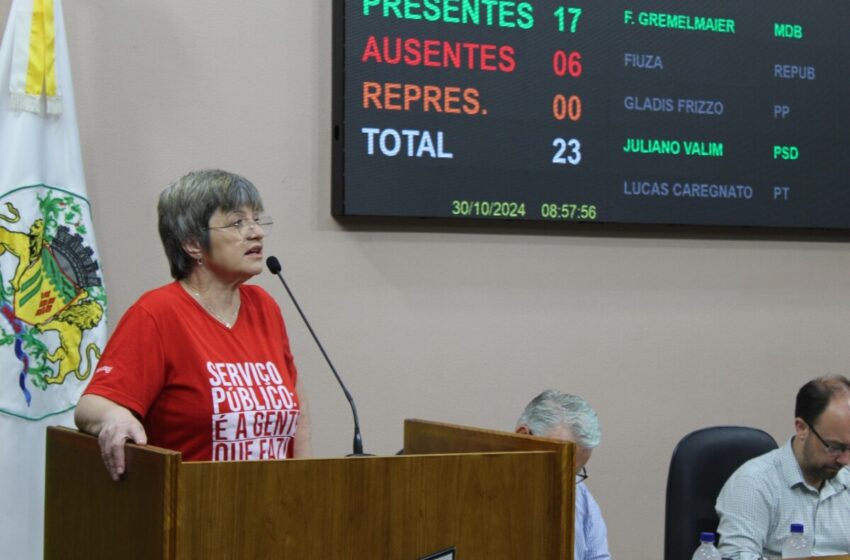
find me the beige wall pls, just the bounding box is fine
[8,1,850,558]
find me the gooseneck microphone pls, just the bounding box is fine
[266,256,368,457]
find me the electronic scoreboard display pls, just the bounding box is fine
[331,1,850,230]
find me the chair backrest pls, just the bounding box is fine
[664,426,778,560]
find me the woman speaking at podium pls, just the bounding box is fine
[75,169,311,480]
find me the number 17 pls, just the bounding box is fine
[554,6,583,33]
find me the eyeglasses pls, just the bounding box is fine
[205,216,273,237]
[576,466,588,484]
[808,423,850,456]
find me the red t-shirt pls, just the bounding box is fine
[85,282,300,461]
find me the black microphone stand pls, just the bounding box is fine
[267,257,371,457]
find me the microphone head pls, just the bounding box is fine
[266,256,282,274]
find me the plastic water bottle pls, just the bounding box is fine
[781,523,812,558]
[692,532,721,560]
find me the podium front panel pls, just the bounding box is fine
[177,452,561,559]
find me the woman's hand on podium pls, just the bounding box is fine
[75,394,148,481]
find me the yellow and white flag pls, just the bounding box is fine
[0,1,107,558]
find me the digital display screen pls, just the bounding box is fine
[332,1,850,230]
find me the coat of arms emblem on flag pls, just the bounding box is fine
[0,192,106,416]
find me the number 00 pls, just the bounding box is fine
[553,94,582,121]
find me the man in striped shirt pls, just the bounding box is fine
[717,375,850,559]
[516,390,611,560]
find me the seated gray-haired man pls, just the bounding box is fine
[515,390,611,560]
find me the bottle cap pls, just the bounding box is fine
[790,523,804,533]
[699,532,715,542]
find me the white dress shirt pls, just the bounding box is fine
[575,482,610,560]
[716,438,850,559]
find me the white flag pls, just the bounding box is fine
[0,1,107,558]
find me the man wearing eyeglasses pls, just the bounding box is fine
[716,375,850,559]
[515,390,610,560]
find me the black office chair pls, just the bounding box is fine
[664,426,778,560]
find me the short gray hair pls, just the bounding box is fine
[516,390,601,449]
[158,169,264,280]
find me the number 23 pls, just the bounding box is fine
[552,138,582,165]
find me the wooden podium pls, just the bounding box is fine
[45,419,574,559]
